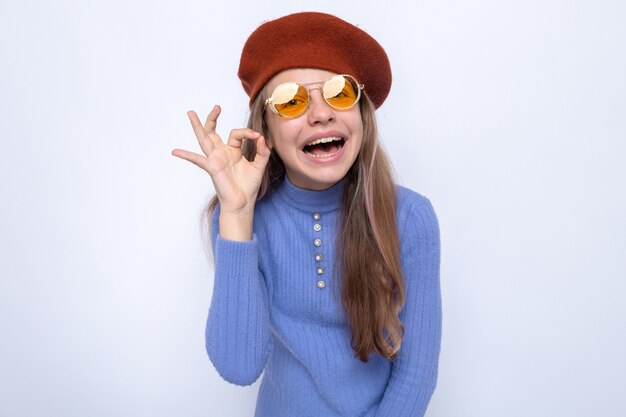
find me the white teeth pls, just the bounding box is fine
[304,150,341,158]
[305,136,342,147]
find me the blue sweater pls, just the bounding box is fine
[206,176,442,417]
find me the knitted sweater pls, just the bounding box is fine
[206,176,442,417]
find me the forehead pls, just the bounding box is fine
[265,68,339,92]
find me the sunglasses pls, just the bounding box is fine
[264,74,364,119]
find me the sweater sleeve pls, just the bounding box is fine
[205,206,272,386]
[375,198,442,417]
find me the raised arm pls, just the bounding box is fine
[172,106,273,385]
[204,206,272,385]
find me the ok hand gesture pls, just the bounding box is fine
[171,105,271,216]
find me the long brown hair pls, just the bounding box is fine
[205,92,404,362]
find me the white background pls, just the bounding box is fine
[1,0,625,416]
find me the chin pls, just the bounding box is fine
[296,168,351,191]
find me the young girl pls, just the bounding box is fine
[172,12,441,417]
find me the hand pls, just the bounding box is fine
[171,105,271,215]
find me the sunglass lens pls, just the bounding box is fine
[272,83,308,117]
[323,75,359,109]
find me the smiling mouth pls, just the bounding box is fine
[302,137,345,158]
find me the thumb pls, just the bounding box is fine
[253,135,272,168]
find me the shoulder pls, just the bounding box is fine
[396,185,432,212]
[395,185,438,224]
[251,189,282,223]
[395,185,440,247]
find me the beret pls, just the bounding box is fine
[238,12,392,109]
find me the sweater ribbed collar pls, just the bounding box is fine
[276,175,346,213]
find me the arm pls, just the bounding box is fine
[171,106,273,385]
[375,199,442,417]
[205,205,272,386]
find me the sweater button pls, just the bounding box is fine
[313,238,322,247]
[313,223,322,232]
[317,280,326,289]
[317,267,324,275]
[313,212,321,220]
[315,253,322,262]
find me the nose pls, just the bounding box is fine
[306,88,335,125]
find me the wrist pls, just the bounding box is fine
[219,211,254,242]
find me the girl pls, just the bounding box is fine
[172,12,442,417]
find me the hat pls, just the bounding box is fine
[238,12,392,108]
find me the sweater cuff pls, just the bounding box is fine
[214,234,259,275]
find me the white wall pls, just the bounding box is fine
[1,0,624,416]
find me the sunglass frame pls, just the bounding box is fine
[264,74,364,119]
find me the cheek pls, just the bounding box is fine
[350,114,364,142]
[351,121,365,154]
[266,119,301,152]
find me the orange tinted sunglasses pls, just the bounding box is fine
[265,74,364,118]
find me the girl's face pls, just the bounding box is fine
[264,68,364,191]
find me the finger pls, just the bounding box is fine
[187,110,215,154]
[226,128,261,148]
[203,105,221,133]
[253,135,271,167]
[204,105,227,147]
[171,148,208,171]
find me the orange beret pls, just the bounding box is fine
[238,12,392,109]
